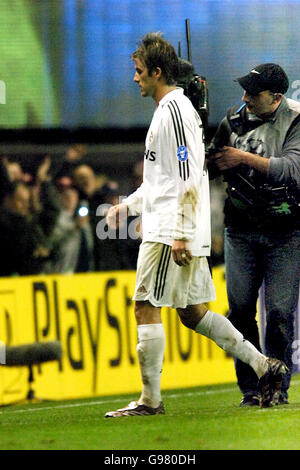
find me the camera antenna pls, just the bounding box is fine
[178,41,181,58]
[185,18,192,63]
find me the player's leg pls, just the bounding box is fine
[177,304,288,407]
[177,304,269,379]
[135,300,165,409]
[105,300,166,417]
[105,242,169,417]
[174,255,264,373]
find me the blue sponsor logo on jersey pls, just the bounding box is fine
[177,145,188,162]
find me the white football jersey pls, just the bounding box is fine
[124,88,211,256]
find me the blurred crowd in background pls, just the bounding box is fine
[0,145,225,277]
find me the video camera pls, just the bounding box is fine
[227,173,300,218]
[177,19,209,135]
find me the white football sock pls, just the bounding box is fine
[195,310,268,378]
[136,323,165,408]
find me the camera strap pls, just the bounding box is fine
[227,103,265,136]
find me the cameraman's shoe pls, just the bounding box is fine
[274,392,289,405]
[258,358,288,408]
[240,393,259,407]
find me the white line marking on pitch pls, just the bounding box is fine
[1,386,237,415]
[2,378,299,415]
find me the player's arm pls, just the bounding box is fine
[106,183,144,229]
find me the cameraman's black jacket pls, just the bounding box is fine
[209,96,300,232]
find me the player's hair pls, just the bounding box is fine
[131,32,179,85]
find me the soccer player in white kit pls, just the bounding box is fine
[105,33,287,416]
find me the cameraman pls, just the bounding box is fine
[208,63,300,406]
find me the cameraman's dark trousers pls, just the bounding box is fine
[225,227,300,399]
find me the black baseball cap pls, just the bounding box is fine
[235,63,289,95]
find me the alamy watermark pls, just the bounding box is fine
[292,340,300,366]
[291,80,300,102]
[0,340,5,364]
[96,202,142,240]
[0,80,6,104]
[95,198,195,241]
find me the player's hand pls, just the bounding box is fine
[106,203,128,229]
[172,240,192,267]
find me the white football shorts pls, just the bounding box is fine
[133,241,216,308]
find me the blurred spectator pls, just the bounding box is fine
[30,156,60,240]
[0,181,49,275]
[3,181,31,216]
[0,158,15,203]
[2,156,33,184]
[0,155,61,276]
[66,144,88,163]
[94,182,138,271]
[0,152,145,276]
[44,185,94,274]
[53,144,88,180]
[71,164,111,205]
[72,164,100,200]
[71,164,136,270]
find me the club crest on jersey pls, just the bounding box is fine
[177,145,188,162]
[148,130,154,143]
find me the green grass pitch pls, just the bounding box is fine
[1,375,300,451]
